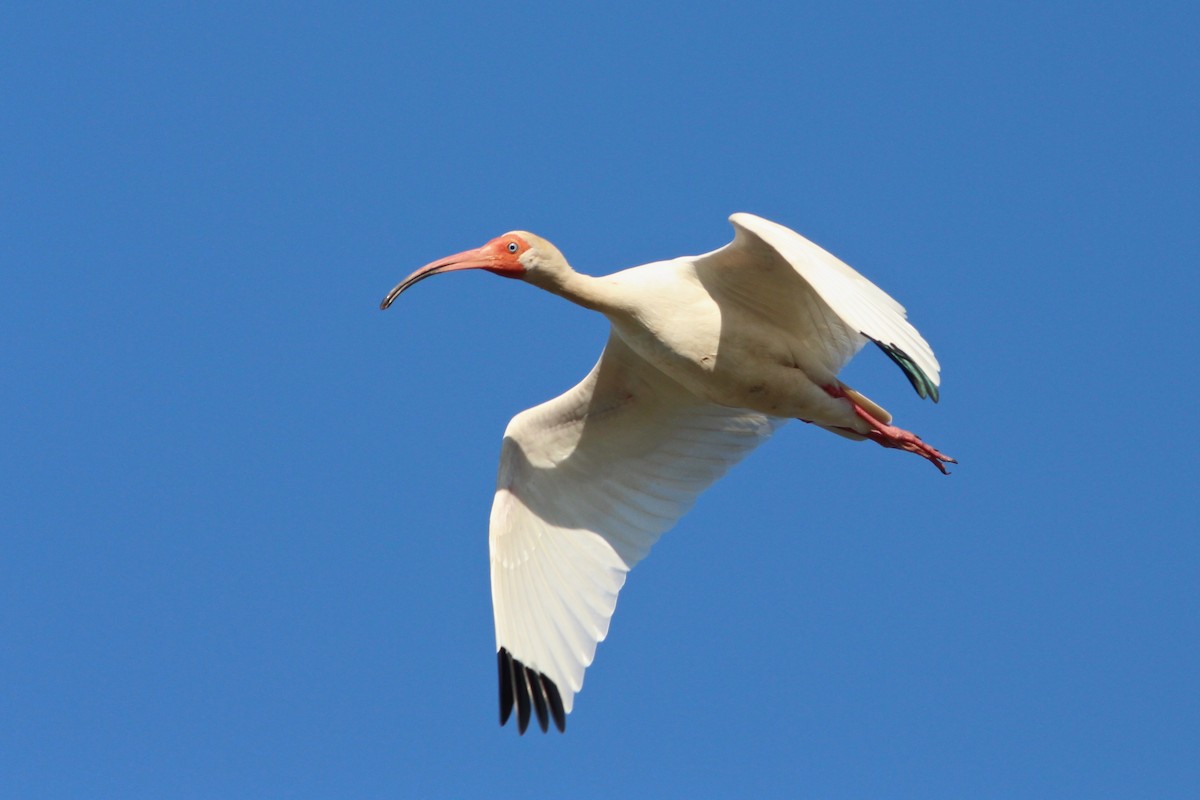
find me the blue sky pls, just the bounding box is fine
[4,1,1198,797]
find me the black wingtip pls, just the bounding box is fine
[541,674,567,732]
[497,647,566,734]
[527,665,550,733]
[515,674,531,734]
[865,335,940,403]
[498,649,514,727]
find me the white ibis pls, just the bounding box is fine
[381,213,953,734]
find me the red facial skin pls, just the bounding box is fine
[380,234,532,309]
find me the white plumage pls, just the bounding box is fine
[380,213,953,733]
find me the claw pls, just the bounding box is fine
[823,384,956,473]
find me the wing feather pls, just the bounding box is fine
[695,213,940,398]
[489,331,784,728]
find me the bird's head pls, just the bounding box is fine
[380,231,567,309]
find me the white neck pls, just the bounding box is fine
[524,261,616,313]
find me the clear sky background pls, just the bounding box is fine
[4,2,1198,798]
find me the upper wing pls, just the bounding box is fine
[489,331,784,733]
[694,213,941,401]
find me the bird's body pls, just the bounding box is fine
[598,256,859,424]
[381,213,954,734]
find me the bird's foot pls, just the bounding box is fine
[823,385,956,474]
[862,421,957,474]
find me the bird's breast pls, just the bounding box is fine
[604,262,846,421]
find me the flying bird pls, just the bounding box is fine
[380,213,953,734]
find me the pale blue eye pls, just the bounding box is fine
[507,242,519,253]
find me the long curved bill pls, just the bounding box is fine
[380,248,495,310]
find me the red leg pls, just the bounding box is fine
[822,385,957,474]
